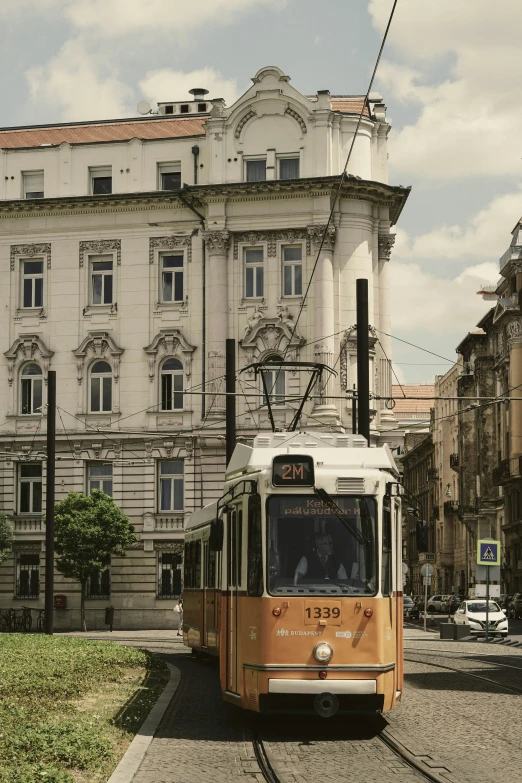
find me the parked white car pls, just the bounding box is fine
[453,600,508,637]
[426,594,447,613]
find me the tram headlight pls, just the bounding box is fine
[313,642,333,663]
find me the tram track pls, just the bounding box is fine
[251,725,454,783]
[404,653,522,694]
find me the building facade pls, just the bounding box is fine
[0,66,409,629]
[402,432,435,596]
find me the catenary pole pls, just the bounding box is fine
[45,370,56,635]
[225,339,236,465]
[356,279,370,443]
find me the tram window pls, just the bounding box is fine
[381,498,392,596]
[238,509,243,587]
[206,548,216,588]
[184,541,192,587]
[248,494,263,596]
[266,495,377,596]
[194,541,201,588]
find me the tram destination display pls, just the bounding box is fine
[272,455,314,487]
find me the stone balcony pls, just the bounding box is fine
[141,512,184,541]
[12,516,44,539]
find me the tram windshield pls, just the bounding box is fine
[267,495,377,595]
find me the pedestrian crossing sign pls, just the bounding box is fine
[477,539,501,566]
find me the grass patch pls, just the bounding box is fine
[0,635,169,783]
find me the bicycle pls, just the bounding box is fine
[21,606,33,632]
[0,609,10,632]
[36,609,45,633]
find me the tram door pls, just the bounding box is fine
[204,543,218,650]
[226,506,242,693]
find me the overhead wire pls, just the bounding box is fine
[271,0,399,397]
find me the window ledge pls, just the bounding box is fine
[149,409,192,416]
[5,413,45,420]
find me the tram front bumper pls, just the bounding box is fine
[260,679,382,716]
[268,679,376,695]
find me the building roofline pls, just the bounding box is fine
[0,114,210,135]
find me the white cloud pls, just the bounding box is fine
[369,0,522,178]
[391,261,498,338]
[65,0,286,36]
[139,68,240,109]
[26,39,132,122]
[395,186,522,262]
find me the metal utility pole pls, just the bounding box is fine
[356,279,370,443]
[225,339,236,465]
[45,370,56,635]
[351,385,357,435]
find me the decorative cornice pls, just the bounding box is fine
[378,233,396,261]
[202,230,230,254]
[79,239,121,268]
[10,243,51,271]
[149,235,192,264]
[0,178,411,226]
[233,228,310,259]
[307,224,336,252]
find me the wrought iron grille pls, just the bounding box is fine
[16,553,40,599]
[87,566,110,599]
[157,551,182,598]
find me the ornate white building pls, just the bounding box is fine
[0,66,409,628]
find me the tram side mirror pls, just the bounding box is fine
[209,518,224,552]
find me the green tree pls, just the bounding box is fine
[0,513,14,564]
[52,490,137,631]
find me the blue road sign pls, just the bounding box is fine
[477,539,501,566]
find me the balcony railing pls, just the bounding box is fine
[449,453,459,470]
[492,459,510,486]
[428,468,438,480]
[13,517,44,534]
[444,500,459,514]
[155,516,184,532]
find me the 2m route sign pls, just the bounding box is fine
[477,539,501,566]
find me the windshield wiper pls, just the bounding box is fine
[313,487,369,546]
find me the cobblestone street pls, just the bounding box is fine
[65,628,522,783]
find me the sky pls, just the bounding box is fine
[0,0,520,384]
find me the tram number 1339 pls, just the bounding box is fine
[304,601,342,626]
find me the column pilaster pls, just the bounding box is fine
[202,230,230,418]
[308,224,339,424]
[377,230,396,428]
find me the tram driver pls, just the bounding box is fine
[294,532,348,585]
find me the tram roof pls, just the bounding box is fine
[226,432,398,479]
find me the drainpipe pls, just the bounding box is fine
[191,145,199,185]
[177,185,206,419]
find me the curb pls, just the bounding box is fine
[107,662,181,783]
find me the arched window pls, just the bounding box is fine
[90,360,112,412]
[21,363,43,415]
[161,358,184,411]
[261,355,285,407]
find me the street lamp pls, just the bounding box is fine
[445,483,452,498]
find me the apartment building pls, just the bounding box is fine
[0,66,409,628]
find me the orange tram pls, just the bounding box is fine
[183,431,403,718]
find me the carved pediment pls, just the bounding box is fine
[240,313,305,364]
[144,329,196,380]
[4,335,54,386]
[492,297,519,324]
[73,331,124,384]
